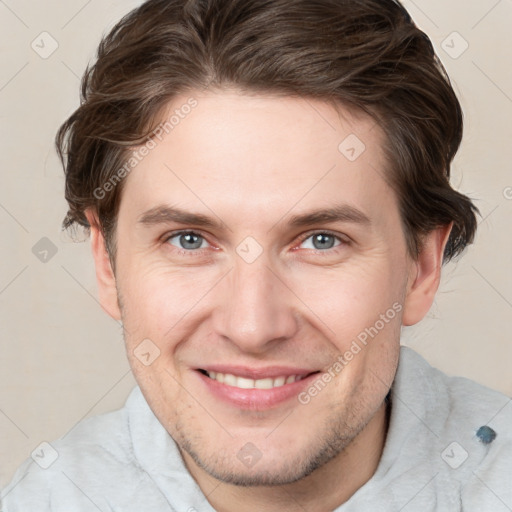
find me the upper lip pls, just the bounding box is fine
[197,365,320,379]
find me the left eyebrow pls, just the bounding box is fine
[286,204,371,228]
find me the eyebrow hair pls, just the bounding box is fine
[137,203,371,230]
[287,204,370,228]
[138,205,224,229]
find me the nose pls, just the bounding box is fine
[212,256,299,354]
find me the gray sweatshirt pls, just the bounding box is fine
[2,346,511,511]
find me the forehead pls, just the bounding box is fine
[119,90,395,229]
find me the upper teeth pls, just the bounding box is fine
[206,371,302,389]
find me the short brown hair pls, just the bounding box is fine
[56,0,479,264]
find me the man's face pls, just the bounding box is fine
[110,90,414,485]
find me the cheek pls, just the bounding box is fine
[290,257,405,340]
[118,265,219,342]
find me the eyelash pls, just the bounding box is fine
[163,229,349,257]
[296,230,349,254]
[163,230,212,257]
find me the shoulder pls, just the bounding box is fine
[398,346,511,424]
[1,387,148,511]
[440,362,512,508]
[398,346,512,448]
[398,347,512,508]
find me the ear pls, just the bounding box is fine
[84,209,122,322]
[402,223,453,326]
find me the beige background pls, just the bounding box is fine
[1,0,511,488]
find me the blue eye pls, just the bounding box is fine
[163,230,346,256]
[299,232,343,251]
[166,231,208,251]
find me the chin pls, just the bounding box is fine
[178,425,356,487]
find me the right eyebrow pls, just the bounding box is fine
[137,205,225,230]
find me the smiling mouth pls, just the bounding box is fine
[197,369,321,390]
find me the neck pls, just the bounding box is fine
[182,400,390,512]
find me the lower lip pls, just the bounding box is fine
[195,370,320,410]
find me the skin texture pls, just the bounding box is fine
[86,90,451,511]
